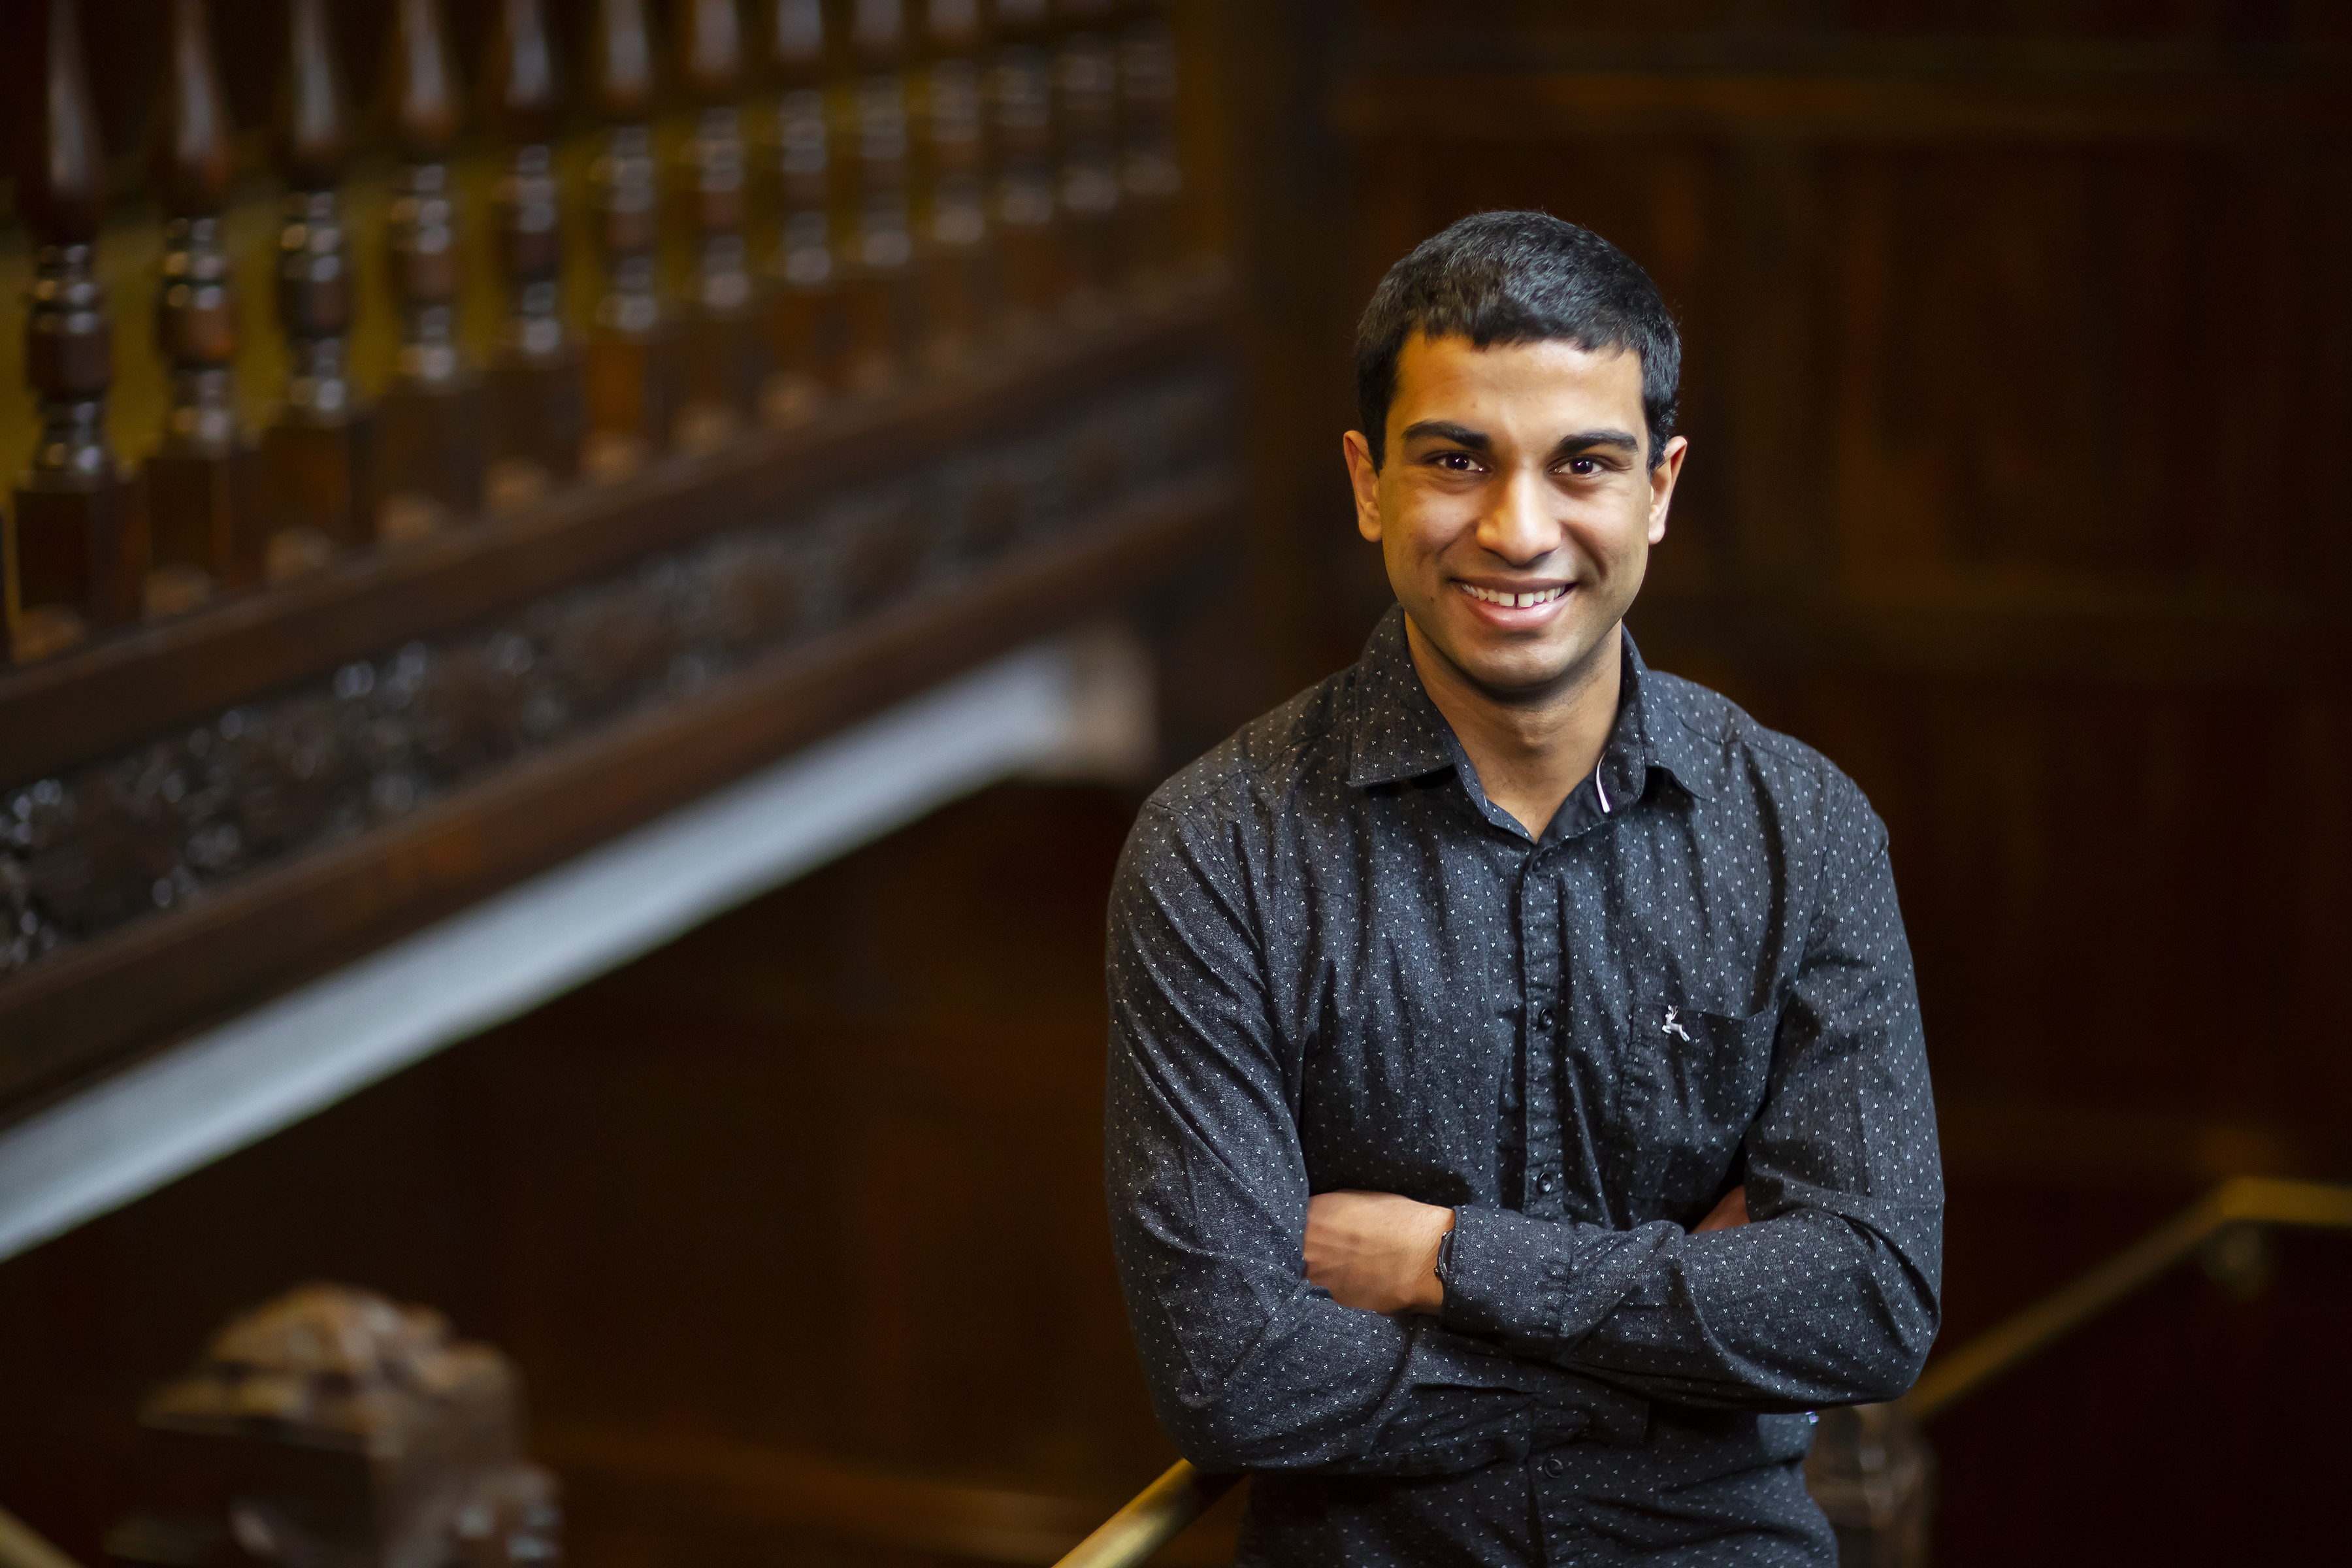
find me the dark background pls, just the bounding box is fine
[5,2,2350,1563]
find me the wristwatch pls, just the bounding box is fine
[1434,1222,1458,1295]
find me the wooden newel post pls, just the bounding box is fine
[583,0,675,482]
[761,0,845,418]
[264,0,376,578]
[111,1285,563,1568]
[914,0,997,367]
[375,0,484,540]
[483,0,585,511]
[146,0,262,606]
[10,0,147,663]
[673,0,764,453]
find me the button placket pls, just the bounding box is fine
[1519,853,1565,1219]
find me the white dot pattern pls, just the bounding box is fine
[1103,608,1944,1565]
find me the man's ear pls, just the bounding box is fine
[1343,430,1384,543]
[1646,434,1688,545]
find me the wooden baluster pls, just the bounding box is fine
[9,0,146,662]
[1052,0,1122,315]
[145,0,259,608]
[841,0,919,392]
[987,0,1061,332]
[482,0,584,512]
[913,0,995,367]
[760,0,843,419]
[264,0,374,578]
[1117,0,1185,297]
[674,0,762,453]
[375,0,482,542]
[583,0,674,481]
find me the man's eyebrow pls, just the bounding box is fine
[1400,419,1490,449]
[1549,429,1643,460]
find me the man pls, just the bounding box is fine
[1104,211,1941,1565]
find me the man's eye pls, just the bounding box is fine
[1562,457,1601,477]
[1435,451,1479,472]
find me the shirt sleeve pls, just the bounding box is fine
[1437,778,1944,1411]
[1105,802,1653,1474]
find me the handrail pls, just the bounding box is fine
[1056,1176,2352,1567]
[0,1508,84,1568]
[1905,1174,2352,1418]
[1049,1460,1239,1568]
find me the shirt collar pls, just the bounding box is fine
[1343,607,1467,790]
[1341,606,1716,806]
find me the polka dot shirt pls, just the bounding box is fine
[1103,608,1943,1565]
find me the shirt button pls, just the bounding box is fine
[1537,1173,1558,1194]
[1541,1456,1565,1477]
[1536,1005,1556,1032]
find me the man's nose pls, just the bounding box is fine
[1476,467,1556,566]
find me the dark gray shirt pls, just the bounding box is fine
[1104,608,1942,1566]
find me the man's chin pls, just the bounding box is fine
[1420,623,1604,704]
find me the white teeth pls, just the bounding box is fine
[1462,584,1566,608]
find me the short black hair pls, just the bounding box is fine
[1354,211,1681,469]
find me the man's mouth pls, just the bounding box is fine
[1458,583,1568,609]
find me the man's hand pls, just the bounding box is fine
[1304,1191,1454,1315]
[1694,1185,1749,1233]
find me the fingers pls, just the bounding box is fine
[1693,1184,1750,1233]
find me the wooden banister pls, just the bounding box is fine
[0,0,1216,1143]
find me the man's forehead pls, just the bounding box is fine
[1391,331,1642,426]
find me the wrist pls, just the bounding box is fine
[1414,1207,1457,1314]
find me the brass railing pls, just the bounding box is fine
[1903,1174,2352,1418]
[0,1507,80,1568]
[1053,1175,2352,1568]
[1051,1462,1240,1568]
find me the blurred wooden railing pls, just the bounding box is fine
[3,0,1196,662]
[0,0,1232,1120]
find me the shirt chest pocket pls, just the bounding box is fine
[1618,992,1780,1223]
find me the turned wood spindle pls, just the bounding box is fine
[483,0,585,510]
[265,0,374,576]
[841,0,920,391]
[988,0,1062,329]
[376,0,483,539]
[674,0,763,453]
[914,0,996,365]
[761,0,844,417]
[1053,0,1123,312]
[1117,0,1185,295]
[10,0,147,662]
[583,0,675,480]
[146,0,259,606]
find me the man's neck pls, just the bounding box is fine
[1403,615,1624,840]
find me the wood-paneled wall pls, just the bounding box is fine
[1229,2,2352,1558]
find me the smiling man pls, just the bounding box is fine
[1105,212,1942,1565]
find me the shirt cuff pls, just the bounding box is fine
[1438,1204,1574,1345]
